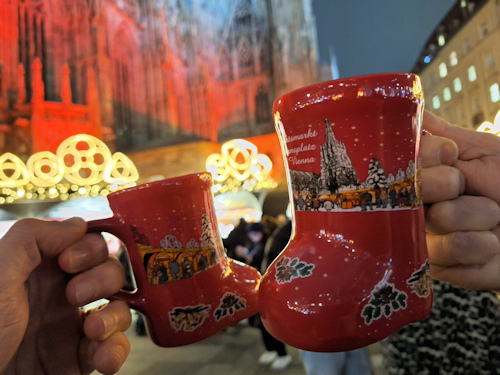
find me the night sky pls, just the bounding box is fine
[312,0,456,78]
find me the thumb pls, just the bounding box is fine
[423,110,500,160]
[0,217,87,283]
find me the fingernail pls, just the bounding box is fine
[69,249,87,269]
[102,312,117,333]
[75,281,96,304]
[439,142,458,165]
[64,217,84,227]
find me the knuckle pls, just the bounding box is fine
[447,232,471,259]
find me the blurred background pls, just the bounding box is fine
[0,0,498,230]
[0,0,499,373]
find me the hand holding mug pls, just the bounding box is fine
[88,173,261,347]
[0,218,130,374]
[420,111,500,291]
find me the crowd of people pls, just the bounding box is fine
[1,110,500,374]
[224,215,294,371]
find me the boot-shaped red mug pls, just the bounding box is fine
[88,172,261,347]
[259,73,433,352]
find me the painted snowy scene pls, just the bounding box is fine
[134,213,222,285]
[290,119,422,213]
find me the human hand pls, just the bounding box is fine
[0,218,131,374]
[235,245,251,263]
[424,110,500,202]
[421,110,500,291]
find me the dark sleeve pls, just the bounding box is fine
[267,221,292,263]
[249,242,265,270]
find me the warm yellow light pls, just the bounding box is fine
[477,110,500,136]
[206,138,276,193]
[27,151,64,187]
[0,134,139,203]
[0,153,30,187]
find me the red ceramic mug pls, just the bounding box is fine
[88,172,261,347]
[259,73,432,352]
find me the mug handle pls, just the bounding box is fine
[87,218,144,309]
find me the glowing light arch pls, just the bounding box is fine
[0,134,139,204]
[206,138,277,194]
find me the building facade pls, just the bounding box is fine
[413,0,500,129]
[0,0,319,158]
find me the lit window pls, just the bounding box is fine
[450,51,458,66]
[486,53,495,69]
[439,62,448,78]
[443,87,452,102]
[432,95,441,109]
[491,83,500,103]
[468,65,477,82]
[438,35,446,46]
[454,77,462,92]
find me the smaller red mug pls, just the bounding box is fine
[88,172,261,347]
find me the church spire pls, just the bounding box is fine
[324,118,336,141]
[319,118,359,193]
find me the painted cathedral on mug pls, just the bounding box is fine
[290,119,423,213]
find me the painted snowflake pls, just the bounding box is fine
[407,259,432,298]
[361,280,407,325]
[275,256,315,284]
[214,293,246,321]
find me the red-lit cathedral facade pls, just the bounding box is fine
[0,0,319,185]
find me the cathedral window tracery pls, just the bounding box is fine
[1,0,319,153]
[237,38,254,77]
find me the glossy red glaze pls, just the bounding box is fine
[260,73,432,352]
[88,173,260,347]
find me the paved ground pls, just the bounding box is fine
[102,313,387,375]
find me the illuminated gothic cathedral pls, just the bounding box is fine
[0,0,319,158]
